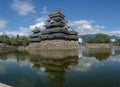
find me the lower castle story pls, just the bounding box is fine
[30,28,78,43]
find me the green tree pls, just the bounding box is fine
[2,35,10,44]
[87,33,110,43]
[9,35,29,46]
[115,39,120,46]
[87,38,95,43]
[17,36,29,46]
[0,34,29,46]
[0,35,10,45]
[9,37,18,46]
[95,34,110,43]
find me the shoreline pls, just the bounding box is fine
[112,46,120,48]
[0,83,12,87]
[84,43,112,49]
[0,46,16,53]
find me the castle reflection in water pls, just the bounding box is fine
[0,48,120,87]
[0,48,119,73]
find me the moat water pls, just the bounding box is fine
[0,48,120,87]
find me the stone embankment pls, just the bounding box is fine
[26,40,80,50]
[0,46,16,53]
[85,43,112,49]
[17,46,26,51]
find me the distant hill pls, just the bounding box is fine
[110,35,120,40]
[81,34,120,42]
[80,34,96,42]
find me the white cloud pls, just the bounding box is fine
[109,55,120,62]
[12,0,35,16]
[30,16,47,30]
[68,20,120,37]
[0,26,31,36]
[0,30,30,36]
[0,20,8,29]
[40,6,48,14]
[35,16,47,22]
[103,30,120,37]
[1,16,48,36]
[71,57,99,72]
[29,22,45,31]
[0,16,119,37]
[68,20,104,35]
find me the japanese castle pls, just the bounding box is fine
[30,10,78,43]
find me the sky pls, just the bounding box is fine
[0,0,120,37]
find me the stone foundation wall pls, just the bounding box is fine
[17,46,26,51]
[26,40,80,50]
[85,43,112,48]
[0,46,16,53]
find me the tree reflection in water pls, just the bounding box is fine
[84,48,111,60]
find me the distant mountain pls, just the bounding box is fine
[80,34,96,42]
[110,35,120,40]
[81,34,120,42]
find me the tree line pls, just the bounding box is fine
[87,33,111,43]
[0,35,29,46]
[114,39,120,46]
